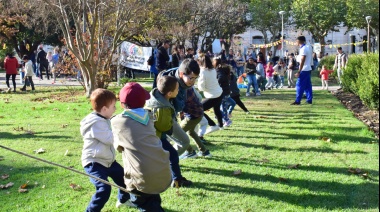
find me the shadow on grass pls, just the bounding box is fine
[185,166,378,210]
[0,132,72,141]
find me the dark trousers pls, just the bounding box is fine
[202,95,223,127]
[84,162,130,212]
[231,95,249,112]
[22,76,35,90]
[6,74,16,91]
[161,135,182,180]
[39,62,49,80]
[130,189,164,212]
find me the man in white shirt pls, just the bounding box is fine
[333,47,348,85]
[291,36,313,105]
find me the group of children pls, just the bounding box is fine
[80,57,251,211]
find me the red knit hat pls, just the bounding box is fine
[119,83,150,109]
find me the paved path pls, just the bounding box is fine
[0,72,340,92]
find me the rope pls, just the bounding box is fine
[0,144,130,193]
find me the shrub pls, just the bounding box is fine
[318,55,337,78]
[343,53,379,110]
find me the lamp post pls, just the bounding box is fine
[365,16,372,53]
[279,11,285,58]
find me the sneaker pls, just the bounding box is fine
[171,177,193,188]
[245,111,250,114]
[199,136,207,144]
[116,199,136,208]
[197,150,212,158]
[306,101,312,104]
[6,88,11,93]
[179,150,198,160]
[256,92,261,96]
[204,125,221,135]
[290,102,300,105]
[223,120,232,127]
[20,88,26,92]
[246,93,250,97]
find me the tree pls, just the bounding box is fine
[291,0,347,54]
[41,0,148,97]
[345,0,379,52]
[247,0,293,57]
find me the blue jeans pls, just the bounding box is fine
[161,135,182,181]
[130,190,164,212]
[246,74,259,94]
[295,71,313,103]
[84,162,130,212]
[220,96,236,122]
[236,66,244,77]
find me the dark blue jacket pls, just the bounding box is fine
[156,46,169,71]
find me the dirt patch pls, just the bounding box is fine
[31,91,83,103]
[333,89,379,139]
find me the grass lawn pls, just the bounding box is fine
[0,82,378,211]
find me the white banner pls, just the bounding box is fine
[119,41,152,71]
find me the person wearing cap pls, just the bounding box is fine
[291,36,313,105]
[20,55,35,92]
[111,82,171,211]
[80,88,131,211]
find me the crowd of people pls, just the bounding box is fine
[2,45,81,92]
[78,36,352,211]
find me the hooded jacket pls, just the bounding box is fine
[4,56,19,75]
[217,66,231,96]
[145,88,176,138]
[111,110,171,194]
[80,113,116,168]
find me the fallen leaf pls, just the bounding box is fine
[348,168,363,175]
[0,116,4,118]
[319,137,332,142]
[24,130,35,135]
[258,116,268,119]
[64,150,69,156]
[288,164,301,169]
[41,185,46,189]
[62,124,69,128]
[18,188,28,193]
[31,107,36,110]
[232,169,242,176]
[69,183,82,190]
[20,181,29,189]
[73,108,77,111]
[0,182,14,189]
[53,108,60,111]
[1,174,9,180]
[34,148,46,154]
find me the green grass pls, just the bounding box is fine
[0,83,378,211]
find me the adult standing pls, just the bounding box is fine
[154,40,170,88]
[333,47,348,85]
[171,45,180,68]
[291,36,313,105]
[287,53,297,88]
[37,45,49,80]
[245,57,260,96]
[4,53,19,93]
[234,51,245,77]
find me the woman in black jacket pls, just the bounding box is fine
[213,58,234,127]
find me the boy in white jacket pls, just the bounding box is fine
[20,55,35,91]
[80,88,131,211]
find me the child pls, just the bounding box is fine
[214,57,233,127]
[265,61,275,89]
[320,65,334,90]
[111,83,171,211]
[230,67,250,114]
[245,57,260,96]
[145,76,193,187]
[179,86,212,159]
[20,55,35,92]
[273,59,286,88]
[80,88,130,211]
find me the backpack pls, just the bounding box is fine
[147,55,154,66]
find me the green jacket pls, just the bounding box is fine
[145,89,175,138]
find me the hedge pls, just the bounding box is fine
[319,53,379,110]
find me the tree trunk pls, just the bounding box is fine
[79,62,97,98]
[316,35,326,55]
